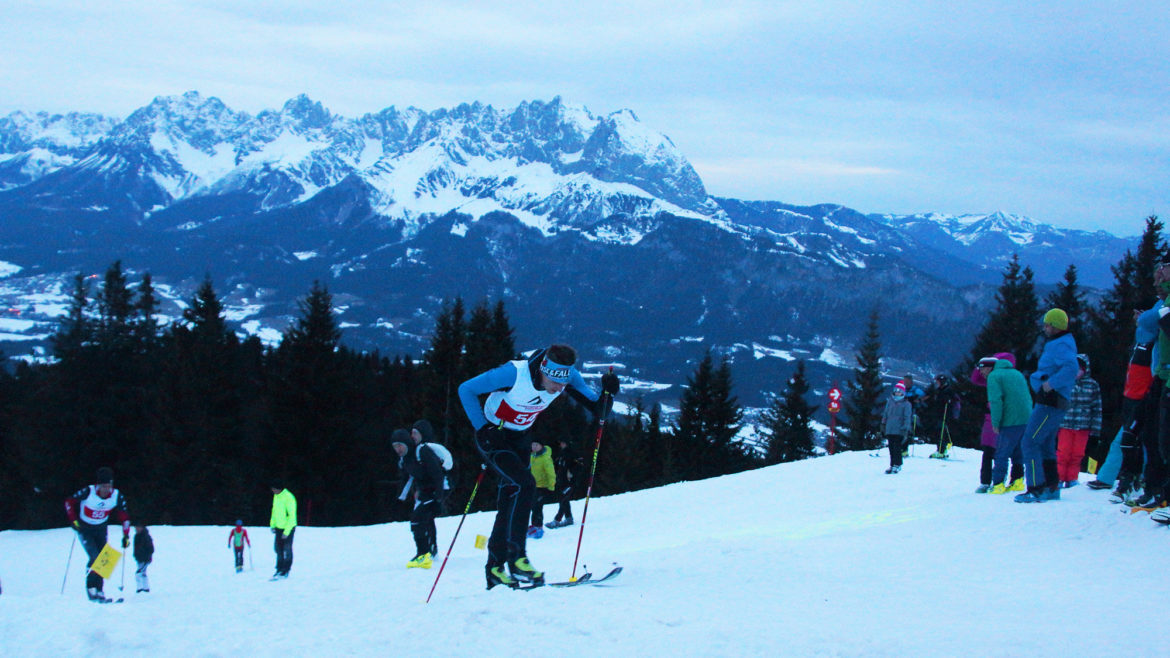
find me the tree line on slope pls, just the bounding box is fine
[0,215,1157,529]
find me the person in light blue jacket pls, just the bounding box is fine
[1015,308,1080,503]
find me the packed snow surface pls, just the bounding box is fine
[1,448,1163,656]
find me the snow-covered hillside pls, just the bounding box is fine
[1,448,1162,656]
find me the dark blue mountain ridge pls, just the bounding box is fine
[0,92,1136,406]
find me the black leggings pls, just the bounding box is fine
[886,434,904,467]
[410,494,438,557]
[476,429,536,567]
[77,523,108,591]
[273,528,294,575]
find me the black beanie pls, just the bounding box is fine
[96,467,114,484]
[412,419,435,443]
[390,428,411,447]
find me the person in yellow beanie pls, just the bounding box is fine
[1016,308,1079,503]
[1043,308,1069,331]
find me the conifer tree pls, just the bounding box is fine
[95,260,135,352]
[840,309,885,451]
[490,300,516,361]
[759,360,817,464]
[1045,264,1087,346]
[1086,215,1166,425]
[965,254,1041,373]
[423,297,466,442]
[671,350,747,479]
[463,299,514,379]
[50,273,92,360]
[182,275,230,347]
[132,272,161,353]
[283,280,342,357]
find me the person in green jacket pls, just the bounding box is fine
[528,442,556,538]
[269,484,297,579]
[986,355,1034,494]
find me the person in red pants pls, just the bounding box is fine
[1056,354,1102,488]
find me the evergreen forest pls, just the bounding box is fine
[0,216,1162,530]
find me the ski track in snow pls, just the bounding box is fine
[1,447,1164,656]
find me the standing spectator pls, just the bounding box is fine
[923,374,961,458]
[986,353,1033,494]
[547,437,583,529]
[392,423,446,569]
[528,441,556,537]
[1056,354,1102,488]
[1015,308,1079,503]
[133,525,154,593]
[63,466,131,602]
[228,520,251,573]
[269,483,297,579]
[903,374,926,443]
[1140,266,1170,508]
[973,355,1010,489]
[881,381,913,474]
[458,344,618,589]
[1088,300,1159,493]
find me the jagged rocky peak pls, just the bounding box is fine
[280,94,333,130]
[0,110,117,153]
[574,107,708,210]
[114,91,248,148]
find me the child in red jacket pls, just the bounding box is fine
[228,520,251,573]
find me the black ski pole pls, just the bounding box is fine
[61,533,77,595]
[571,386,613,581]
[426,466,487,604]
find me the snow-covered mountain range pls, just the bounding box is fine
[0,92,1136,404]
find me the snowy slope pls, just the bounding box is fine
[1,448,1163,656]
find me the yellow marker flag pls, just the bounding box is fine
[89,543,122,579]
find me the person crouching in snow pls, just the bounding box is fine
[882,382,913,474]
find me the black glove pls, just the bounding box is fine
[601,372,620,395]
[71,520,81,531]
[122,534,130,549]
[476,424,504,448]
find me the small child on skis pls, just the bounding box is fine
[228,520,251,573]
[134,525,154,593]
[882,381,913,474]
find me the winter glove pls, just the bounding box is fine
[272,527,279,535]
[601,372,620,395]
[71,520,81,531]
[122,534,130,549]
[476,424,504,449]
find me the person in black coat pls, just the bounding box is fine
[133,525,154,593]
[393,422,447,568]
[548,437,584,528]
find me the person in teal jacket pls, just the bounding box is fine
[985,354,1033,494]
[269,484,297,578]
[1016,308,1079,503]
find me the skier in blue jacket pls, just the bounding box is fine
[1015,308,1080,503]
[458,344,619,589]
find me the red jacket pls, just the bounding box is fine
[228,527,251,548]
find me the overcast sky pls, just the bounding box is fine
[2,1,1165,236]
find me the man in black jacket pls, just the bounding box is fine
[393,421,447,569]
[547,437,583,528]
